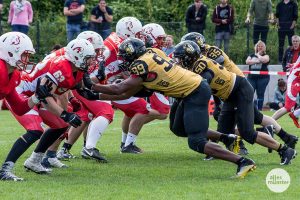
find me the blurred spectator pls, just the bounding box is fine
[8,0,33,35]
[212,0,234,54]
[162,35,175,56]
[0,0,3,34]
[64,0,85,42]
[245,0,274,45]
[275,0,298,63]
[269,78,286,110]
[89,0,113,40]
[185,0,207,34]
[282,35,300,71]
[246,40,270,110]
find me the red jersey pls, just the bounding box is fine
[19,56,83,96]
[0,59,21,100]
[103,32,125,83]
[0,59,31,115]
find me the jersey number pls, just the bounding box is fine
[152,54,173,72]
[53,70,65,82]
[130,61,147,75]
[193,60,207,74]
[208,48,222,59]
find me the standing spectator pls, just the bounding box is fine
[185,0,207,34]
[89,0,113,40]
[269,78,286,110]
[246,40,270,110]
[245,0,274,45]
[162,35,175,56]
[212,0,234,54]
[0,0,3,34]
[64,0,85,42]
[276,0,298,63]
[7,0,33,35]
[282,35,300,71]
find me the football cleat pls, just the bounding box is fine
[24,153,52,174]
[225,134,240,154]
[279,147,297,165]
[57,147,76,160]
[120,142,125,152]
[203,155,214,161]
[289,113,300,128]
[0,170,23,181]
[284,135,298,149]
[238,140,249,155]
[121,143,143,154]
[81,147,108,163]
[42,157,68,168]
[235,158,256,178]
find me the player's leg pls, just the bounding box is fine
[184,81,255,178]
[0,108,44,181]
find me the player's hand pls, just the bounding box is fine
[96,61,106,81]
[76,88,100,100]
[83,73,94,90]
[134,88,154,97]
[35,78,53,104]
[60,111,82,128]
[69,97,82,112]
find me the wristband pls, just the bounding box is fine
[31,95,40,104]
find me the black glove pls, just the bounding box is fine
[83,73,94,90]
[96,61,106,81]
[35,78,53,104]
[60,110,82,128]
[76,88,100,100]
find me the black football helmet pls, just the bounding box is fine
[181,32,206,51]
[118,38,147,65]
[173,41,201,69]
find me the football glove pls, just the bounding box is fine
[76,88,100,100]
[60,111,82,128]
[96,61,106,81]
[82,73,94,90]
[35,78,53,104]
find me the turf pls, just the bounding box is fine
[0,110,299,200]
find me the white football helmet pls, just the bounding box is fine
[77,31,104,51]
[0,32,35,70]
[142,23,166,49]
[65,39,96,71]
[116,17,143,39]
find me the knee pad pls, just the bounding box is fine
[239,129,257,144]
[21,130,43,144]
[188,134,208,153]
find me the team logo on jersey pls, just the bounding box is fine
[10,35,21,46]
[183,43,194,54]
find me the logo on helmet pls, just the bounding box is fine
[10,35,20,46]
[86,37,93,43]
[184,44,194,54]
[73,47,83,54]
[144,27,153,35]
[125,44,134,55]
[126,21,134,33]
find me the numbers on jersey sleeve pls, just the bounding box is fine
[53,70,65,82]
[152,54,173,72]
[130,60,148,75]
[193,60,208,74]
[207,48,222,60]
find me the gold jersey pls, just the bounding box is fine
[129,48,202,98]
[204,44,245,77]
[191,55,236,100]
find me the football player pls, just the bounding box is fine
[181,32,298,155]
[0,32,54,181]
[173,40,297,165]
[20,39,95,174]
[77,38,256,178]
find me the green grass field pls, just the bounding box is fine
[0,110,299,200]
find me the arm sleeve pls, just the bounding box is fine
[8,2,14,23]
[185,6,196,25]
[228,6,234,24]
[5,90,31,116]
[200,6,207,22]
[293,3,298,21]
[212,7,222,24]
[28,2,33,22]
[267,0,273,14]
